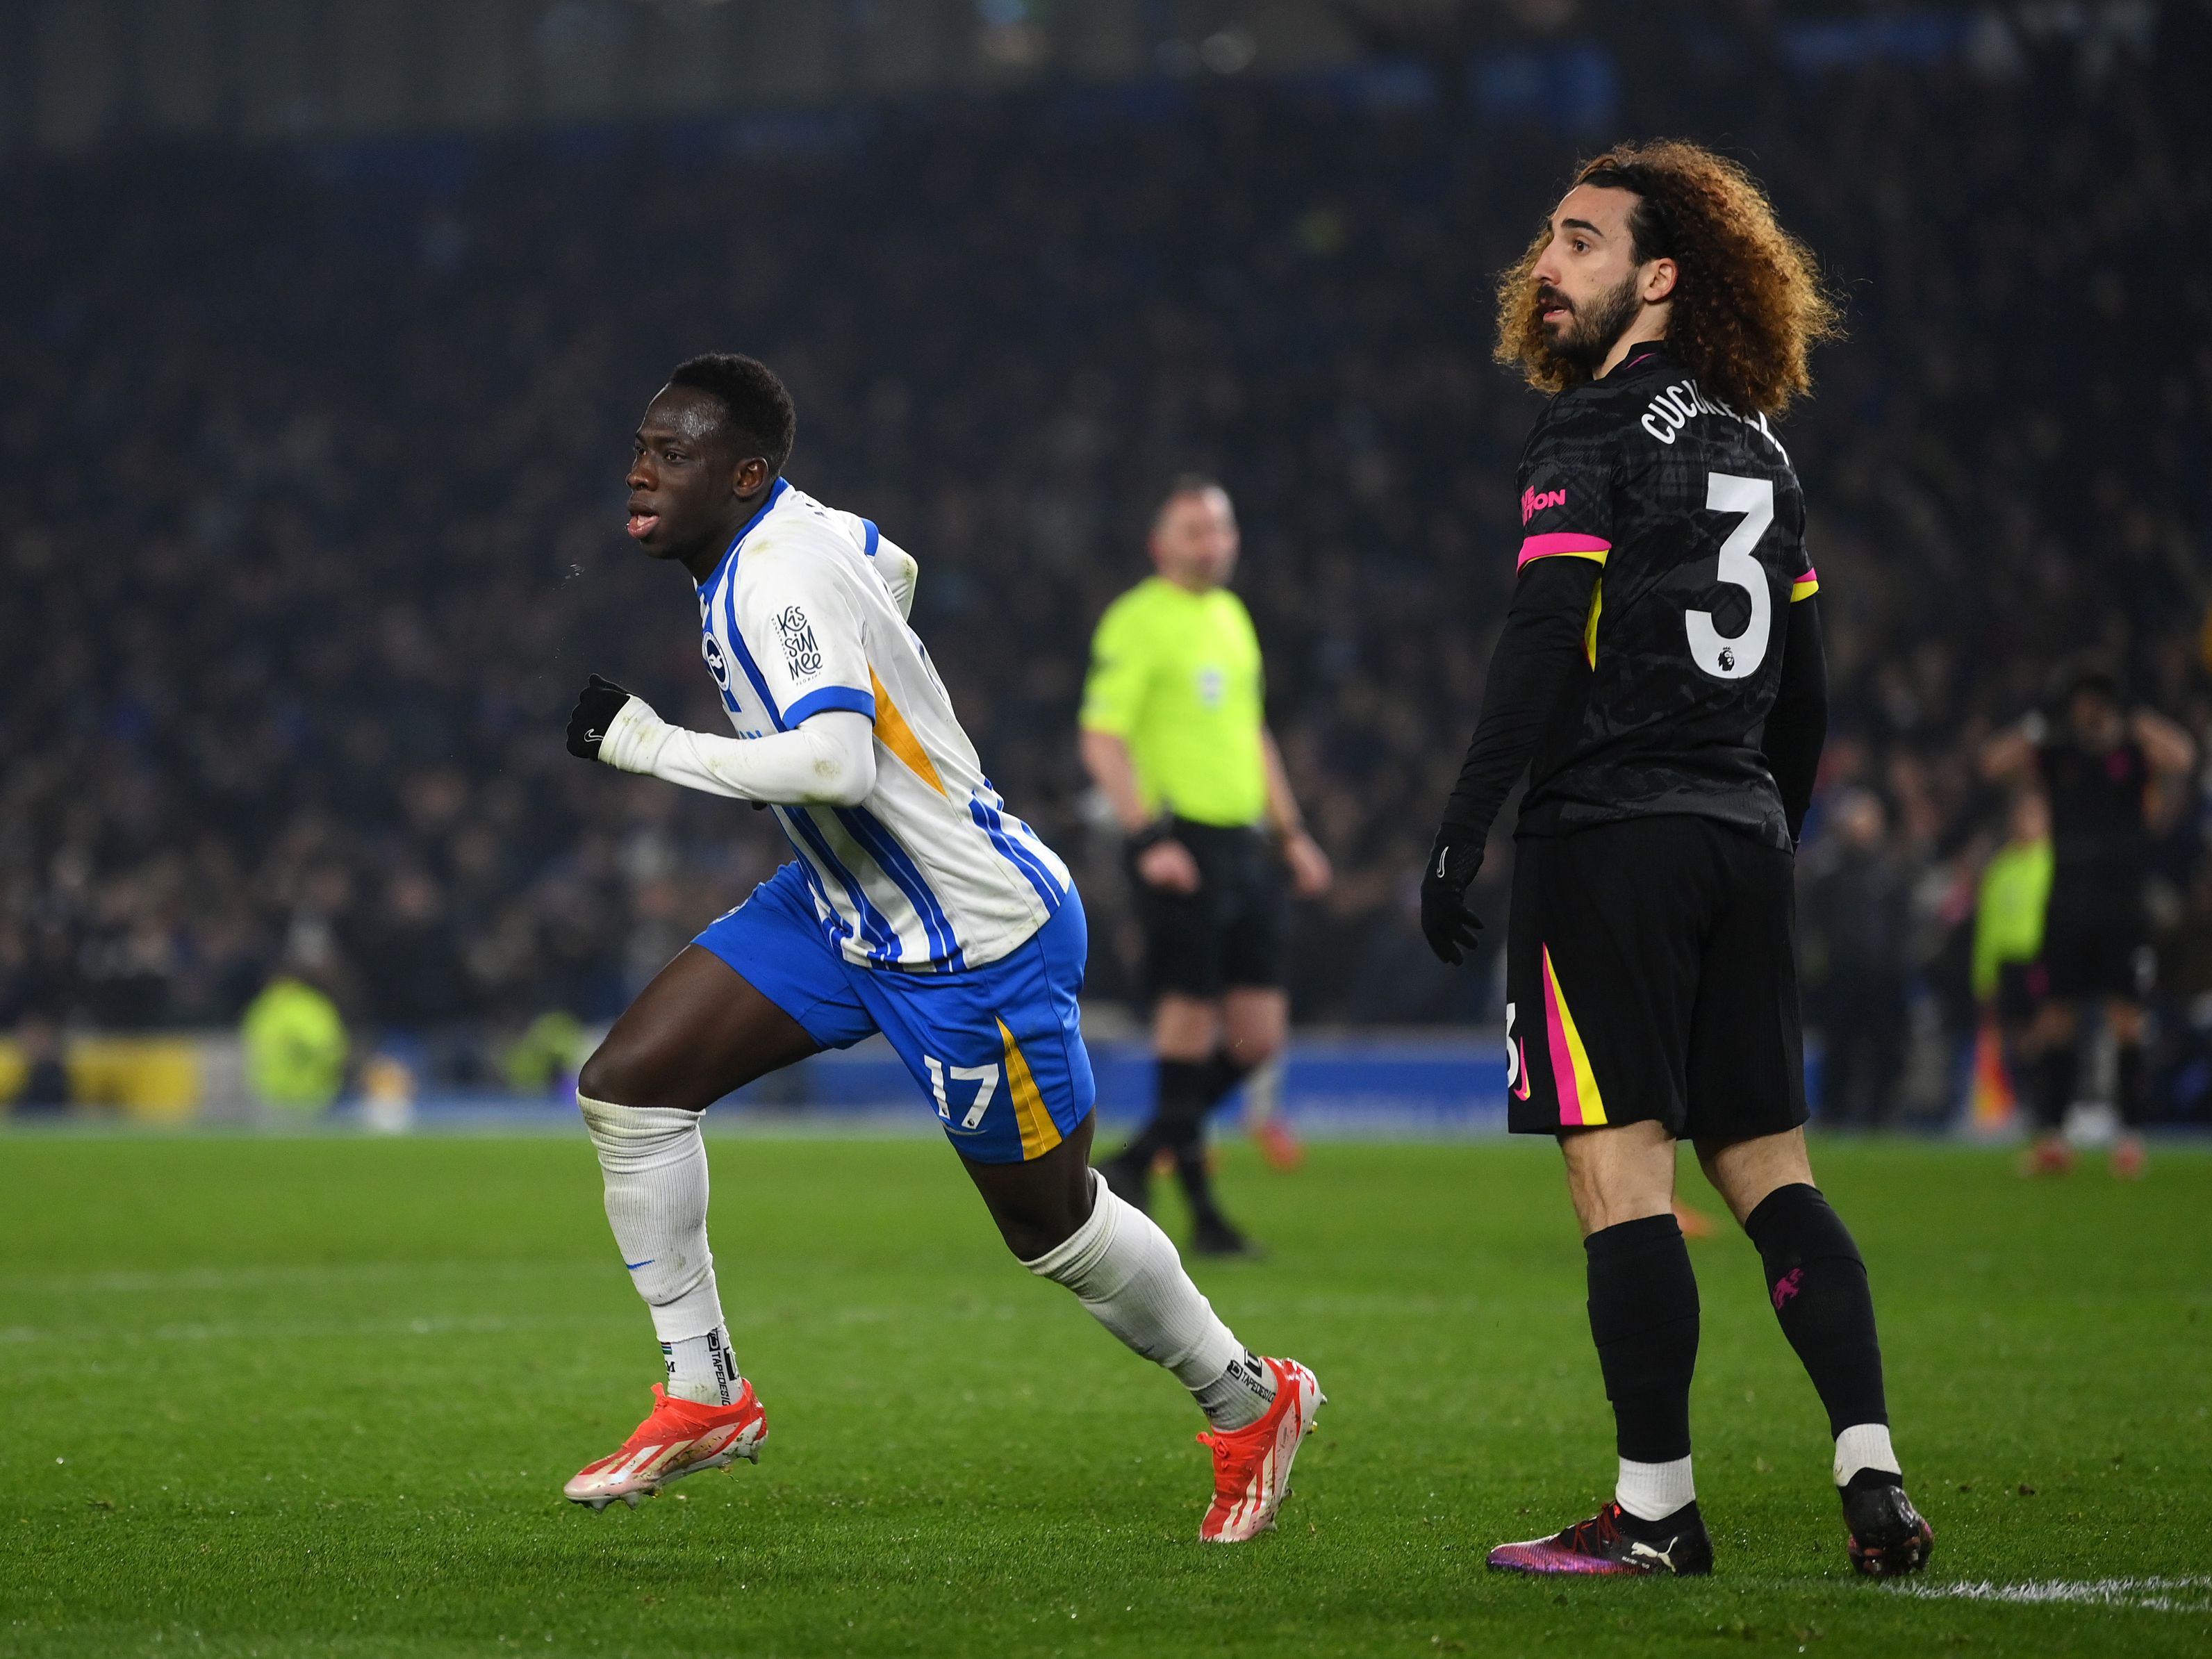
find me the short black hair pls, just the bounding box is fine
[667,353,798,475]
[2053,650,2122,707]
[1153,472,1229,527]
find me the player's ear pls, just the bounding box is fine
[1643,257,1679,305]
[731,454,770,499]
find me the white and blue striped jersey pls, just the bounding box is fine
[695,478,1072,971]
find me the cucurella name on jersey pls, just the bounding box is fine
[1635,374,1790,461]
[694,478,1071,972]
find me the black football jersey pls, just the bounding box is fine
[1512,343,1819,851]
[2035,738,2148,887]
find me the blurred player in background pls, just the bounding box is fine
[1981,658,2195,1178]
[1080,478,1333,1257]
[1421,142,1931,1578]
[557,356,1323,1538]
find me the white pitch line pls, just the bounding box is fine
[1888,1576,2212,1612]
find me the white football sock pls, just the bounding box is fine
[1617,1455,1695,1522]
[579,1094,737,1402]
[1241,1054,1285,1124]
[1833,1422,1901,1487]
[1025,1173,1277,1429]
[661,1325,743,1408]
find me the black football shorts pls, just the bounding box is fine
[1504,816,1808,1141]
[1133,821,1288,1000]
[2040,885,2152,1001]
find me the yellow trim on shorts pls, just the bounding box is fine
[998,1018,1062,1161]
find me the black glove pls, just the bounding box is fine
[1420,826,1485,966]
[566,674,633,760]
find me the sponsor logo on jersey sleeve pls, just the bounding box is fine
[775,606,824,679]
[1521,486,1568,525]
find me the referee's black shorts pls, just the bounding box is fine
[1132,820,1287,1001]
[1504,816,1808,1142]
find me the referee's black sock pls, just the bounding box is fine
[2115,1041,2147,1130]
[1744,1183,1892,1468]
[1155,1060,1224,1224]
[1585,1214,1699,1465]
[2032,1043,2077,1134]
[1198,1050,1253,1112]
[1107,1059,1207,1169]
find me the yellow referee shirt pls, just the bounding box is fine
[1080,577,1266,827]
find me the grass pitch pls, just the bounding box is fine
[1,1130,2206,1658]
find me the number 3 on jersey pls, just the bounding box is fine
[1686,472,1774,680]
[924,1054,1000,1130]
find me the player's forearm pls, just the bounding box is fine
[2132,707,2197,776]
[1762,595,1829,845]
[1079,729,1153,831]
[1979,724,2037,782]
[604,702,877,807]
[1438,558,1599,843]
[1260,729,1306,839]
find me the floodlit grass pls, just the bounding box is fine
[1,1130,2207,1656]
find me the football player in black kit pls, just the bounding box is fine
[1982,658,2195,1179]
[1420,142,1931,1578]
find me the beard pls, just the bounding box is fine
[1537,271,1644,375]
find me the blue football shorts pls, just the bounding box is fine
[693,861,1096,1164]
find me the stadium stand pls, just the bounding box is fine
[3,21,2209,1114]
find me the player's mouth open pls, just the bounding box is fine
[627,512,661,539]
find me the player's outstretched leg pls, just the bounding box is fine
[973,1124,1322,1542]
[1029,1177,1320,1541]
[1488,1202,1713,1577]
[562,948,816,1510]
[1740,1177,1932,1576]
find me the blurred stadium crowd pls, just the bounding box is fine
[5,10,2211,1117]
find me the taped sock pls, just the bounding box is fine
[579,1093,734,1396]
[1025,1174,1274,1427]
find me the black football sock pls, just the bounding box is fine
[1585,1214,1700,1465]
[2115,1042,2147,1130]
[1198,1050,1253,1112]
[2032,1043,2077,1134]
[1744,1183,1894,1478]
[1107,1118,1169,1169]
[1154,1061,1225,1223]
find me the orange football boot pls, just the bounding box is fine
[563,1381,767,1510]
[1251,1115,1306,1172]
[1196,1357,1326,1542]
[1672,1197,1719,1239]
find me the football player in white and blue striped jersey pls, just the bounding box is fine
[554,354,1321,1537]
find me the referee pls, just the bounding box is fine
[1079,477,1332,1255]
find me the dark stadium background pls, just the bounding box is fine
[4,0,2211,1125]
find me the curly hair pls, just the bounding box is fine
[1494,140,1841,418]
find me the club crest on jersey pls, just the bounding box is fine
[702,632,731,689]
[1521,486,1567,525]
[775,606,823,679]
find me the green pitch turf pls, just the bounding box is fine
[1,1132,2207,1657]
